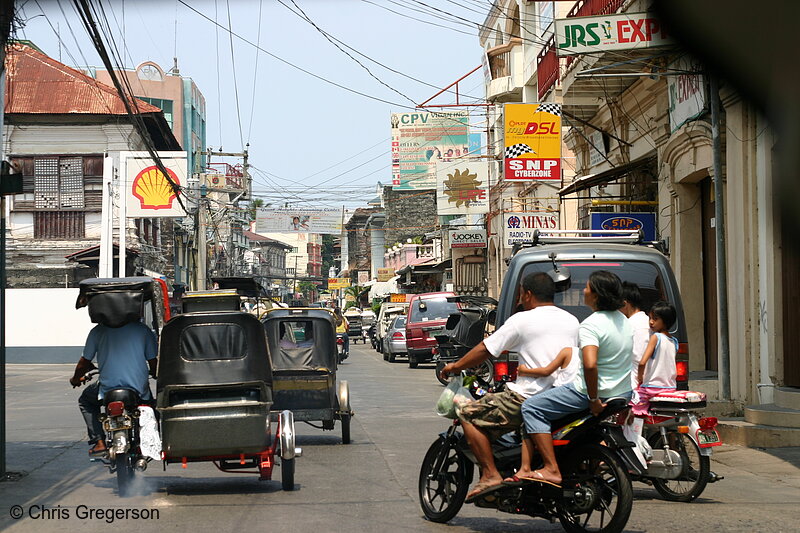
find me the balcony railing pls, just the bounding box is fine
[486,37,522,80]
[536,34,558,99]
[565,0,625,68]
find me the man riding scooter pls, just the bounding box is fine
[70,315,158,456]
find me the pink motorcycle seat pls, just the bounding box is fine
[649,390,707,409]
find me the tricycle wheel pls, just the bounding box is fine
[341,414,351,444]
[281,457,295,491]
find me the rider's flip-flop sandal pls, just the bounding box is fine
[464,482,503,503]
[502,472,561,488]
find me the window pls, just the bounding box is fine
[34,157,84,209]
[538,1,554,37]
[34,211,85,239]
[137,97,174,129]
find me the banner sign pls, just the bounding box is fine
[668,56,705,132]
[555,12,673,56]
[377,268,395,282]
[436,161,490,216]
[504,212,560,247]
[328,278,351,290]
[449,229,487,249]
[503,103,561,181]
[123,152,188,218]
[591,212,656,241]
[391,111,470,190]
[255,208,343,234]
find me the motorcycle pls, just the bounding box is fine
[336,332,349,363]
[83,372,152,497]
[419,376,643,532]
[433,296,499,387]
[624,391,723,501]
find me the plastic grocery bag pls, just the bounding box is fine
[436,377,471,419]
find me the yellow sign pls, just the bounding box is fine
[328,278,351,290]
[377,268,395,282]
[345,293,355,302]
[503,103,561,181]
[390,293,410,303]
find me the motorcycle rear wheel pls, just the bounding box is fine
[418,438,473,523]
[558,443,633,533]
[115,453,135,498]
[649,431,710,502]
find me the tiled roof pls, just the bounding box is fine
[4,43,162,115]
[243,229,292,248]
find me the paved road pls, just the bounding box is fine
[1,344,800,532]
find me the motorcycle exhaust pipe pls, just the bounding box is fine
[134,458,148,472]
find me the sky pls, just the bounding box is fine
[17,0,490,210]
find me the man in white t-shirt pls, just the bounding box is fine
[440,272,579,502]
[621,282,651,391]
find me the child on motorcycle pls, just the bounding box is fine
[631,301,678,416]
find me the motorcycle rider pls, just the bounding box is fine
[333,305,350,355]
[439,272,579,502]
[70,319,158,456]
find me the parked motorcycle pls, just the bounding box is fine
[84,372,151,497]
[433,296,498,386]
[336,332,349,363]
[625,391,723,501]
[419,376,642,532]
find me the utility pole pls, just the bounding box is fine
[196,183,208,290]
[206,147,250,278]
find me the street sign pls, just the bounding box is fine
[328,278,351,290]
[503,103,561,181]
[449,229,487,248]
[555,12,673,56]
[390,293,410,303]
[504,212,559,247]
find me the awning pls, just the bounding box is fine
[397,259,452,276]
[559,155,657,196]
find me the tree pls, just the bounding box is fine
[298,281,317,301]
[248,198,265,222]
[343,285,365,310]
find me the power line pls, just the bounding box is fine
[246,0,263,145]
[225,0,244,150]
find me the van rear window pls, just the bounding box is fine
[410,299,459,322]
[519,261,667,322]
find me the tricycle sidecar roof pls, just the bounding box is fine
[262,308,337,371]
[76,276,168,329]
[158,311,272,392]
[211,276,269,298]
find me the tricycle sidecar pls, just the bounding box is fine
[262,308,354,444]
[157,309,299,489]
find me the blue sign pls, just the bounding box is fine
[468,133,482,156]
[590,212,657,241]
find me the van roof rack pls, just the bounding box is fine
[508,229,645,260]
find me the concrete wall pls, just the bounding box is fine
[5,288,93,363]
[383,187,437,245]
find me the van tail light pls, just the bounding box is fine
[409,328,423,340]
[676,360,689,383]
[107,401,125,417]
[493,361,518,383]
[698,417,718,430]
[392,331,405,340]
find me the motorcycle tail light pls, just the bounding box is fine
[676,358,689,383]
[699,417,718,430]
[107,401,124,417]
[336,338,344,345]
[678,425,690,434]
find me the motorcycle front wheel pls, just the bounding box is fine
[114,452,135,498]
[418,438,473,523]
[557,443,633,533]
[649,431,710,502]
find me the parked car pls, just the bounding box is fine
[382,316,407,363]
[497,230,689,388]
[405,292,459,368]
[374,302,408,351]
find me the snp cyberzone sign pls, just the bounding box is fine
[449,229,487,249]
[555,12,673,55]
[503,103,561,181]
[504,212,559,248]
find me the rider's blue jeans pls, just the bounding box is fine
[78,381,104,445]
[521,383,632,434]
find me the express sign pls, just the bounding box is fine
[449,229,487,249]
[555,12,673,56]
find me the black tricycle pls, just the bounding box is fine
[262,308,354,444]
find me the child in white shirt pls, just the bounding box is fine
[631,301,678,415]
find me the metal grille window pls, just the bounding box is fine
[34,156,85,209]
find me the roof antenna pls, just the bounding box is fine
[171,57,180,75]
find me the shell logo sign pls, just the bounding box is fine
[123,152,187,218]
[132,166,179,210]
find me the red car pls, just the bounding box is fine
[405,292,459,368]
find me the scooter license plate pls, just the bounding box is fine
[698,429,720,445]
